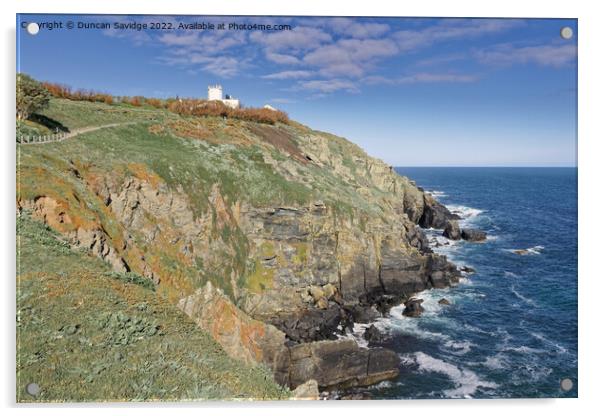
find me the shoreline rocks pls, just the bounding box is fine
[461,228,487,242]
[292,379,319,400]
[443,220,462,240]
[179,282,402,390]
[363,324,384,344]
[286,338,400,389]
[402,298,425,317]
[419,193,461,229]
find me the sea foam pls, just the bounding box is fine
[403,352,498,398]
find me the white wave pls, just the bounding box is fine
[483,355,509,370]
[446,204,484,220]
[504,245,545,256]
[427,190,448,199]
[364,380,396,390]
[443,339,474,355]
[530,332,569,354]
[404,352,497,398]
[341,325,370,348]
[502,345,545,354]
[504,271,519,278]
[510,285,537,306]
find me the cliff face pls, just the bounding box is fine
[17,101,461,390]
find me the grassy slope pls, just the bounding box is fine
[16,213,288,402]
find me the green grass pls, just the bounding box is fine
[17,120,52,137]
[16,213,289,402]
[38,98,166,130]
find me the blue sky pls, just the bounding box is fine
[17,15,577,166]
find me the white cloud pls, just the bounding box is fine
[394,19,523,52]
[363,73,478,85]
[160,54,242,78]
[475,43,577,67]
[262,70,314,80]
[265,52,302,65]
[270,98,297,104]
[303,38,399,77]
[324,17,390,38]
[296,79,360,93]
[250,26,332,52]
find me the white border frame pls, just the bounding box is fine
[2,1,600,414]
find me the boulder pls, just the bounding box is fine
[461,229,487,242]
[402,298,425,317]
[363,324,384,343]
[322,283,337,300]
[460,266,476,274]
[287,338,400,389]
[419,194,461,229]
[349,304,381,323]
[308,285,325,301]
[442,221,461,240]
[438,298,451,306]
[428,254,462,288]
[269,307,341,343]
[315,297,329,310]
[292,379,319,400]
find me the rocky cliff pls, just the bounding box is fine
[17,99,464,391]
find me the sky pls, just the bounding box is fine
[17,15,577,167]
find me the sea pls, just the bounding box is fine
[350,167,578,399]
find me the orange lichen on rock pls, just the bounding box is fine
[127,163,162,189]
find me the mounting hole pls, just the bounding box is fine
[560,27,573,40]
[560,378,574,392]
[26,22,40,35]
[26,382,40,396]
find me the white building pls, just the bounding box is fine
[207,84,240,109]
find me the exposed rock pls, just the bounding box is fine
[178,283,400,390]
[460,266,476,274]
[512,249,530,256]
[178,282,288,370]
[308,285,325,301]
[438,298,451,306]
[292,379,319,400]
[428,254,462,289]
[322,283,338,300]
[363,324,384,343]
[419,193,461,229]
[443,220,462,240]
[268,307,342,343]
[402,298,425,317]
[461,228,487,242]
[287,339,400,389]
[315,297,329,310]
[406,225,431,253]
[349,304,381,324]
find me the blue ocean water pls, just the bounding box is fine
[365,167,577,399]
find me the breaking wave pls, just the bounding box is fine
[402,352,498,398]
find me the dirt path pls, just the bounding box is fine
[19,121,143,145]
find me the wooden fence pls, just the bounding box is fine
[17,131,68,144]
